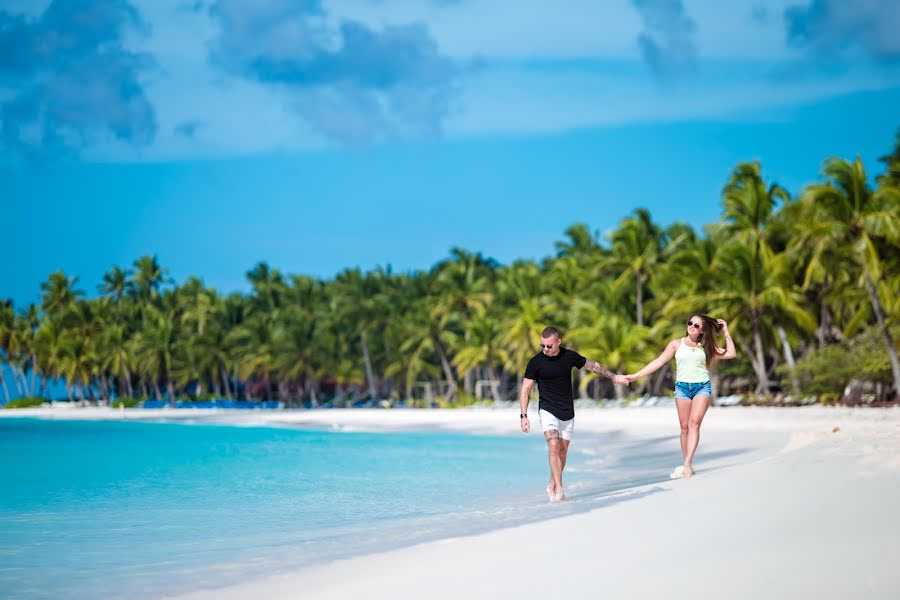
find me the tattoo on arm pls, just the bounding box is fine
[585,360,616,379]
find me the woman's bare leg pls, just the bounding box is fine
[675,398,692,461]
[684,395,711,477]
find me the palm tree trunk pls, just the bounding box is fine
[635,271,644,327]
[432,335,458,400]
[307,377,319,407]
[817,292,829,349]
[278,380,288,405]
[360,330,378,400]
[220,367,232,400]
[752,314,770,393]
[650,363,670,396]
[11,366,24,396]
[30,354,38,396]
[487,365,502,404]
[124,364,134,399]
[864,276,900,396]
[167,380,175,405]
[777,326,800,393]
[0,371,10,404]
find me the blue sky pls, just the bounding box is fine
[1,0,899,307]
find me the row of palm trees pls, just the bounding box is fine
[1,141,899,406]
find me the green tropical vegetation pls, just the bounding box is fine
[2,139,899,407]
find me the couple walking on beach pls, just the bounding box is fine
[519,315,736,502]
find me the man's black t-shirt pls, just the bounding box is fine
[523,347,587,421]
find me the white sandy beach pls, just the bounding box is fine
[5,405,900,599]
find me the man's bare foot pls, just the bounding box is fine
[546,484,564,502]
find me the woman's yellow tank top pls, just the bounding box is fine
[675,337,709,383]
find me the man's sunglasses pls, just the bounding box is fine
[539,343,556,349]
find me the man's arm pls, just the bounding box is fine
[583,359,617,379]
[584,359,629,385]
[519,378,535,433]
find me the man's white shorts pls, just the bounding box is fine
[539,409,575,440]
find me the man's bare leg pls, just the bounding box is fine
[545,430,564,501]
[556,438,570,500]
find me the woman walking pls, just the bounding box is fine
[625,314,736,477]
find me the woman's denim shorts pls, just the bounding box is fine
[674,380,712,400]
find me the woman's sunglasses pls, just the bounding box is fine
[687,321,702,329]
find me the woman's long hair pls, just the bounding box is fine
[691,313,724,368]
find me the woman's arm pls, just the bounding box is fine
[716,319,737,360]
[625,339,678,382]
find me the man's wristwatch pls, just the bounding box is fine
[520,413,527,418]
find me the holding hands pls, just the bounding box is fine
[613,374,630,386]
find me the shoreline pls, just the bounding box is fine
[6,406,899,599]
[162,406,896,600]
[4,404,898,433]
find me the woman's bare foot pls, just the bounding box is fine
[683,465,695,478]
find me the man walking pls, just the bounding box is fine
[519,326,625,501]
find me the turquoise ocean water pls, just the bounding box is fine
[0,417,679,599]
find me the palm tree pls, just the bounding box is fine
[228,313,276,401]
[796,157,900,395]
[132,307,179,402]
[100,323,134,399]
[40,271,83,317]
[877,128,900,187]
[496,260,552,380]
[430,248,497,396]
[702,240,816,392]
[555,223,602,259]
[57,334,96,401]
[34,320,65,399]
[331,268,385,401]
[609,208,665,326]
[99,266,130,301]
[717,162,790,253]
[130,255,169,302]
[395,294,458,402]
[452,315,509,403]
[0,301,14,403]
[246,262,286,315]
[10,305,41,397]
[569,306,655,399]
